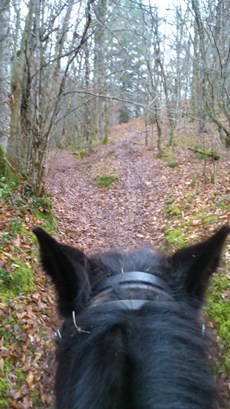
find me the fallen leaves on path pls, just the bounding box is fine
[46,118,229,252]
[1,116,229,407]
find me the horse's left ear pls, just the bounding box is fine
[33,227,91,317]
[172,226,229,301]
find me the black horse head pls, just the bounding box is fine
[34,226,229,409]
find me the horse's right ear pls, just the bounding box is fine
[171,225,229,303]
[33,227,90,317]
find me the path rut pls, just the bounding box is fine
[46,128,171,252]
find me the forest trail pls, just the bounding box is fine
[46,117,229,252]
[44,116,230,395]
[44,119,230,405]
[2,118,228,409]
[46,120,175,251]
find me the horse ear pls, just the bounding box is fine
[171,226,229,302]
[33,227,90,317]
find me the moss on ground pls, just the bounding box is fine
[165,204,181,217]
[0,185,56,303]
[0,172,58,408]
[93,173,118,189]
[163,226,185,248]
[0,145,12,180]
[167,161,179,168]
[163,192,230,379]
[206,274,230,373]
[0,379,9,408]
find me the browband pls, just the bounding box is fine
[93,271,171,294]
[55,272,207,342]
[91,298,167,311]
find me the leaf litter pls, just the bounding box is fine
[1,117,229,407]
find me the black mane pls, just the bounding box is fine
[34,226,229,409]
[56,304,218,409]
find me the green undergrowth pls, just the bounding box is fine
[163,225,185,248]
[163,190,230,378]
[0,176,19,201]
[0,379,9,408]
[66,132,111,158]
[0,181,57,301]
[0,152,20,202]
[190,146,220,161]
[155,150,174,159]
[74,149,91,160]
[206,273,230,373]
[0,256,36,297]
[0,145,12,178]
[93,173,118,189]
[167,161,179,168]
[0,166,58,408]
[155,151,180,170]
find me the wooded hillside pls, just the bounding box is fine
[0,1,229,407]
[0,0,230,193]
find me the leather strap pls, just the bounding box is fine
[93,272,171,294]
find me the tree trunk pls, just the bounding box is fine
[93,0,107,141]
[8,1,35,168]
[0,0,11,154]
[191,0,207,133]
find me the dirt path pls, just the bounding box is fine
[46,125,172,252]
[2,120,229,409]
[44,119,230,405]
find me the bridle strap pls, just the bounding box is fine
[90,272,173,308]
[55,272,207,341]
[91,299,166,311]
[55,272,173,343]
[93,272,171,294]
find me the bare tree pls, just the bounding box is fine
[191,0,230,144]
[7,0,93,194]
[0,0,11,154]
[4,0,229,192]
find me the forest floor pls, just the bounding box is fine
[46,117,230,251]
[46,118,174,251]
[1,117,230,408]
[44,116,229,404]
